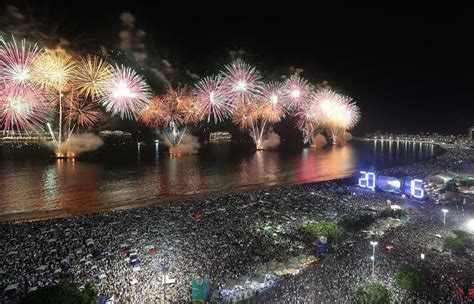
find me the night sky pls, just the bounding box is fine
[2,2,473,135]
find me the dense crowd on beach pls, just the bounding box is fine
[1,139,473,303]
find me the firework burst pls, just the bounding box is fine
[145,85,203,148]
[303,89,360,142]
[295,102,318,133]
[283,75,313,109]
[159,85,199,126]
[194,76,234,123]
[232,100,260,130]
[259,82,287,123]
[102,65,151,119]
[139,95,163,128]
[295,94,325,145]
[0,36,42,91]
[33,48,77,89]
[74,55,113,99]
[0,88,49,133]
[181,98,203,124]
[221,61,262,103]
[64,96,102,128]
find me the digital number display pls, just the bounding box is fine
[359,171,376,190]
[377,176,401,193]
[410,179,424,199]
[358,171,425,199]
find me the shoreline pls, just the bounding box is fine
[0,138,445,224]
[1,141,472,303]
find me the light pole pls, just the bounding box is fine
[370,241,378,277]
[466,219,474,233]
[442,209,448,226]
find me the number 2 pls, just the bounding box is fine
[359,171,376,190]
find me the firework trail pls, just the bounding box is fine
[32,48,78,153]
[159,85,201,149]
[259,82,287,123]
[232,81,289,149]
[296,98,322,145]
[0,35,158,157]
[102,65,151,119]
[232,100,260,131]
[194,75,234,124]
[0,35,361,155]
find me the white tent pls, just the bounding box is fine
[4,283,18,292]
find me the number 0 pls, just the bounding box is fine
[359,171,376,190]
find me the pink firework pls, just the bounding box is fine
[0,87,49,133]
[305,89,360,140]
[259,82,287,123]
[295,101,319,133]
[283,75,313,109]
[313,89,358,129]
[221,61,262,103]
[101,65,151,119]
[0,37,41,90]
[194,76,234,123]
[337,97,360,130]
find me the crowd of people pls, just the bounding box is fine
[1,140,473,303]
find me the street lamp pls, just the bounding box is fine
[442,209,448,226]
[466,219,474,232]
[370,241,378,277]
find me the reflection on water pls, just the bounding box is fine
[0,140,441,221]
[295,145,355,182]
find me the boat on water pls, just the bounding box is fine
[209,131,232,142]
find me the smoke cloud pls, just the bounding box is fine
[262,130,281,150]
[161,133,200,155]
[334,131,353,146]
[311,134,327,149]
[119,11,147,62]
[0,5,72,49]
[48,133,103,156]
[227,49,246,61]
[186,70,200,80]
[117,11,199,87]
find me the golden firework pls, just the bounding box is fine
[74,55,112,99]
[33,48,76,89]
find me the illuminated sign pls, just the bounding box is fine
[377,175,401,193]
[359,171,376,190]
[358,171,425,199]
[410,179,424,199]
